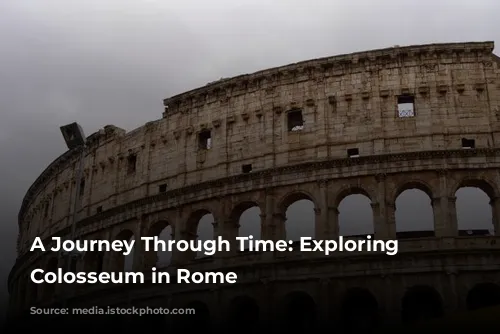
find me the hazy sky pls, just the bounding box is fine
[1,0,499,320]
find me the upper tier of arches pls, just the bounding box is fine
[17,41,500,255]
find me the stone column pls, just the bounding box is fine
[385,203,397,239]
[133,215,148,272]
[316,180,329,240]
[490,197,500,235]
[447,196,458,236]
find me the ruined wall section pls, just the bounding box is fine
[17,42,500,255]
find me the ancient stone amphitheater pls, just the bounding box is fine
[7,41,500,332]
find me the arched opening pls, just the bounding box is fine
[280,192,315,242]
[174,301,211,331]
[281,291,316,332]
[395,183,435,238]
[340,288,379,332]
[43,257,58,298]
[466,282,500,310]
[231,202,262,245]
[337,188,374,237]
[226,296,260,333]
[144,220,173,269]
[186,209,215,259]
[111,229,134,272]
[455,180,495,236]
[401,285,444,323]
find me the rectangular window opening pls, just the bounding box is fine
[287,109,304,131]
[159,184,167,193]
[461,138,475,149]
[397,95,415,118]
[127,155,137,174]
[347,148,360,158]
[96,206,103,214]
[242,164,253,173]
[198,130,212,150]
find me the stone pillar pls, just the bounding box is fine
[374,173,394,239]
[434,169,458,236]
[329,207,339,239]
[263,189,277,241]
[316,180,329,240]
[447,196,458,235]
[273,213,286,241]
[490,197,500,235]
[385,203,397,239]
[216,219,238,257]
[133,215,148,272]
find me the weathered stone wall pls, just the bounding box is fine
[8,41,500,328]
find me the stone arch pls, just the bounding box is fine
[110,229,134,272]
[393,181,435,238]
[401,285,444,323]
[340,287,379,332]
[144,219,173,269]
[335,185,374,237]
[230,201,262,241]
[466,282,500,310]
[278,190,317,241]
[43,257,58,298]
[280,291,316,332]
[226,295,260,333]
[186,208,215,259]
[450,177,498,199]
[452,178,497,235]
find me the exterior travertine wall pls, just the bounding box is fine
[8,41,500,328]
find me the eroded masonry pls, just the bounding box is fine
[8,41,500,331]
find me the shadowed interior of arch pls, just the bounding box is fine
[281,291,316,331]
[340,287,379,331]
[401,285,444,323]
[466,282,500,310]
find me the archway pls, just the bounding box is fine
[337,187,374,237]
[280,192,315,242]
[232,202,262,244]
[340,288,379,333]
[401,285,444,323]
[144,220,173,268]
[455,181,495,235]
[466,282,500,310]
[110,229,134,272]
[186,209,215,259]
[395,183,435,238]
[281,291,316,332]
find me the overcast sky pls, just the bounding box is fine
[0,0,499,320]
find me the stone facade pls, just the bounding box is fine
[7,41,500,331]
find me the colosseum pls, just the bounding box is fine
[6,41,500,332]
